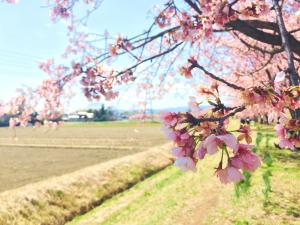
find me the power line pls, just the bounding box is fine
[0,48,44,60]
[0,54,40,64]
[0,59,39,70]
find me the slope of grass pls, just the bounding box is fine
[68,123,300,225]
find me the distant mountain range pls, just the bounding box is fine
[143,107,189,113]
[86,103,210,114]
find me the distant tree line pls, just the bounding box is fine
[0,114,10,127]
[0,112,37,127]
[0,105,117,127]
[87,105,116,121]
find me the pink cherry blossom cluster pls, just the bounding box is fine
[275,117,300,150]
[161,108,261,184]
[109,35,132,56]
[246,75,300,151]
[153,1,270,44]
[159,83,262,184]
[35,0,300,145]
[2,78,64,128]
[181,53,300,151]
[2,0,17,3]
[47,0,101,22]
[160,112,197,172]
[38,58,136,101]
[36,79,63,120]
[6,95,34,127]
[80,65,134,101]
[155,6,175,28]
[38,59,70,79]
[0,59,71,128]
[49,1,70,21]
[238,71,300,149]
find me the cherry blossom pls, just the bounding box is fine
[199,134,239,155]
[216,166,244,184]
[174,157,196,172]
[230,144,261,171]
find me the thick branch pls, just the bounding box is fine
[226,19,300,56]
[245,20,278,31]
[233,31,283,55]
[273,0,299,86]
[184,0,202,15]
[182,1,300,55]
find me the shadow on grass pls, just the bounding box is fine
[259,145,300,168]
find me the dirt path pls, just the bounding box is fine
[174,183,223,225]
[67,158,233,225]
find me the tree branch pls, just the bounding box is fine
[186,105,246,124]
[190,60,245,91]
[273,0,299,86]
[233,31,283,55]
[184,0,202,15]
[114,42,183,77]
[226,19,300,56]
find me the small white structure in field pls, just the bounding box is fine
[62,111,94,121]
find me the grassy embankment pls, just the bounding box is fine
[68,122,300,225]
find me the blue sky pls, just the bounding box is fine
[0,1,195,111]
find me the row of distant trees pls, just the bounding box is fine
[86,105,117,121]
[0,105,118,127]
[0,114,10,127]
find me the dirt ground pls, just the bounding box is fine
[0,122,167,192]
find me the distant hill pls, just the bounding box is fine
[86,103,209,115]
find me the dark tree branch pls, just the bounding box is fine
[182,0,300,56]
[187,105,246,124]
[245,20,278,31]
[114,42,183,77]
[273,0,300,119]
[190,60,245,91]
[226,19,300,56]
[184,0,202,15]
[273,0,299,85]
[233,31,284,55]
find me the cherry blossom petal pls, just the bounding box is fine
[174,157,196,172]
[217,134,239,152]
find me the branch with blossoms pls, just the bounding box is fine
[1,78,65,129]
[160,83,260,184]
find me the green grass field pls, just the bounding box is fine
[67,122,300,225]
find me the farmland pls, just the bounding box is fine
[0,121,168,192]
